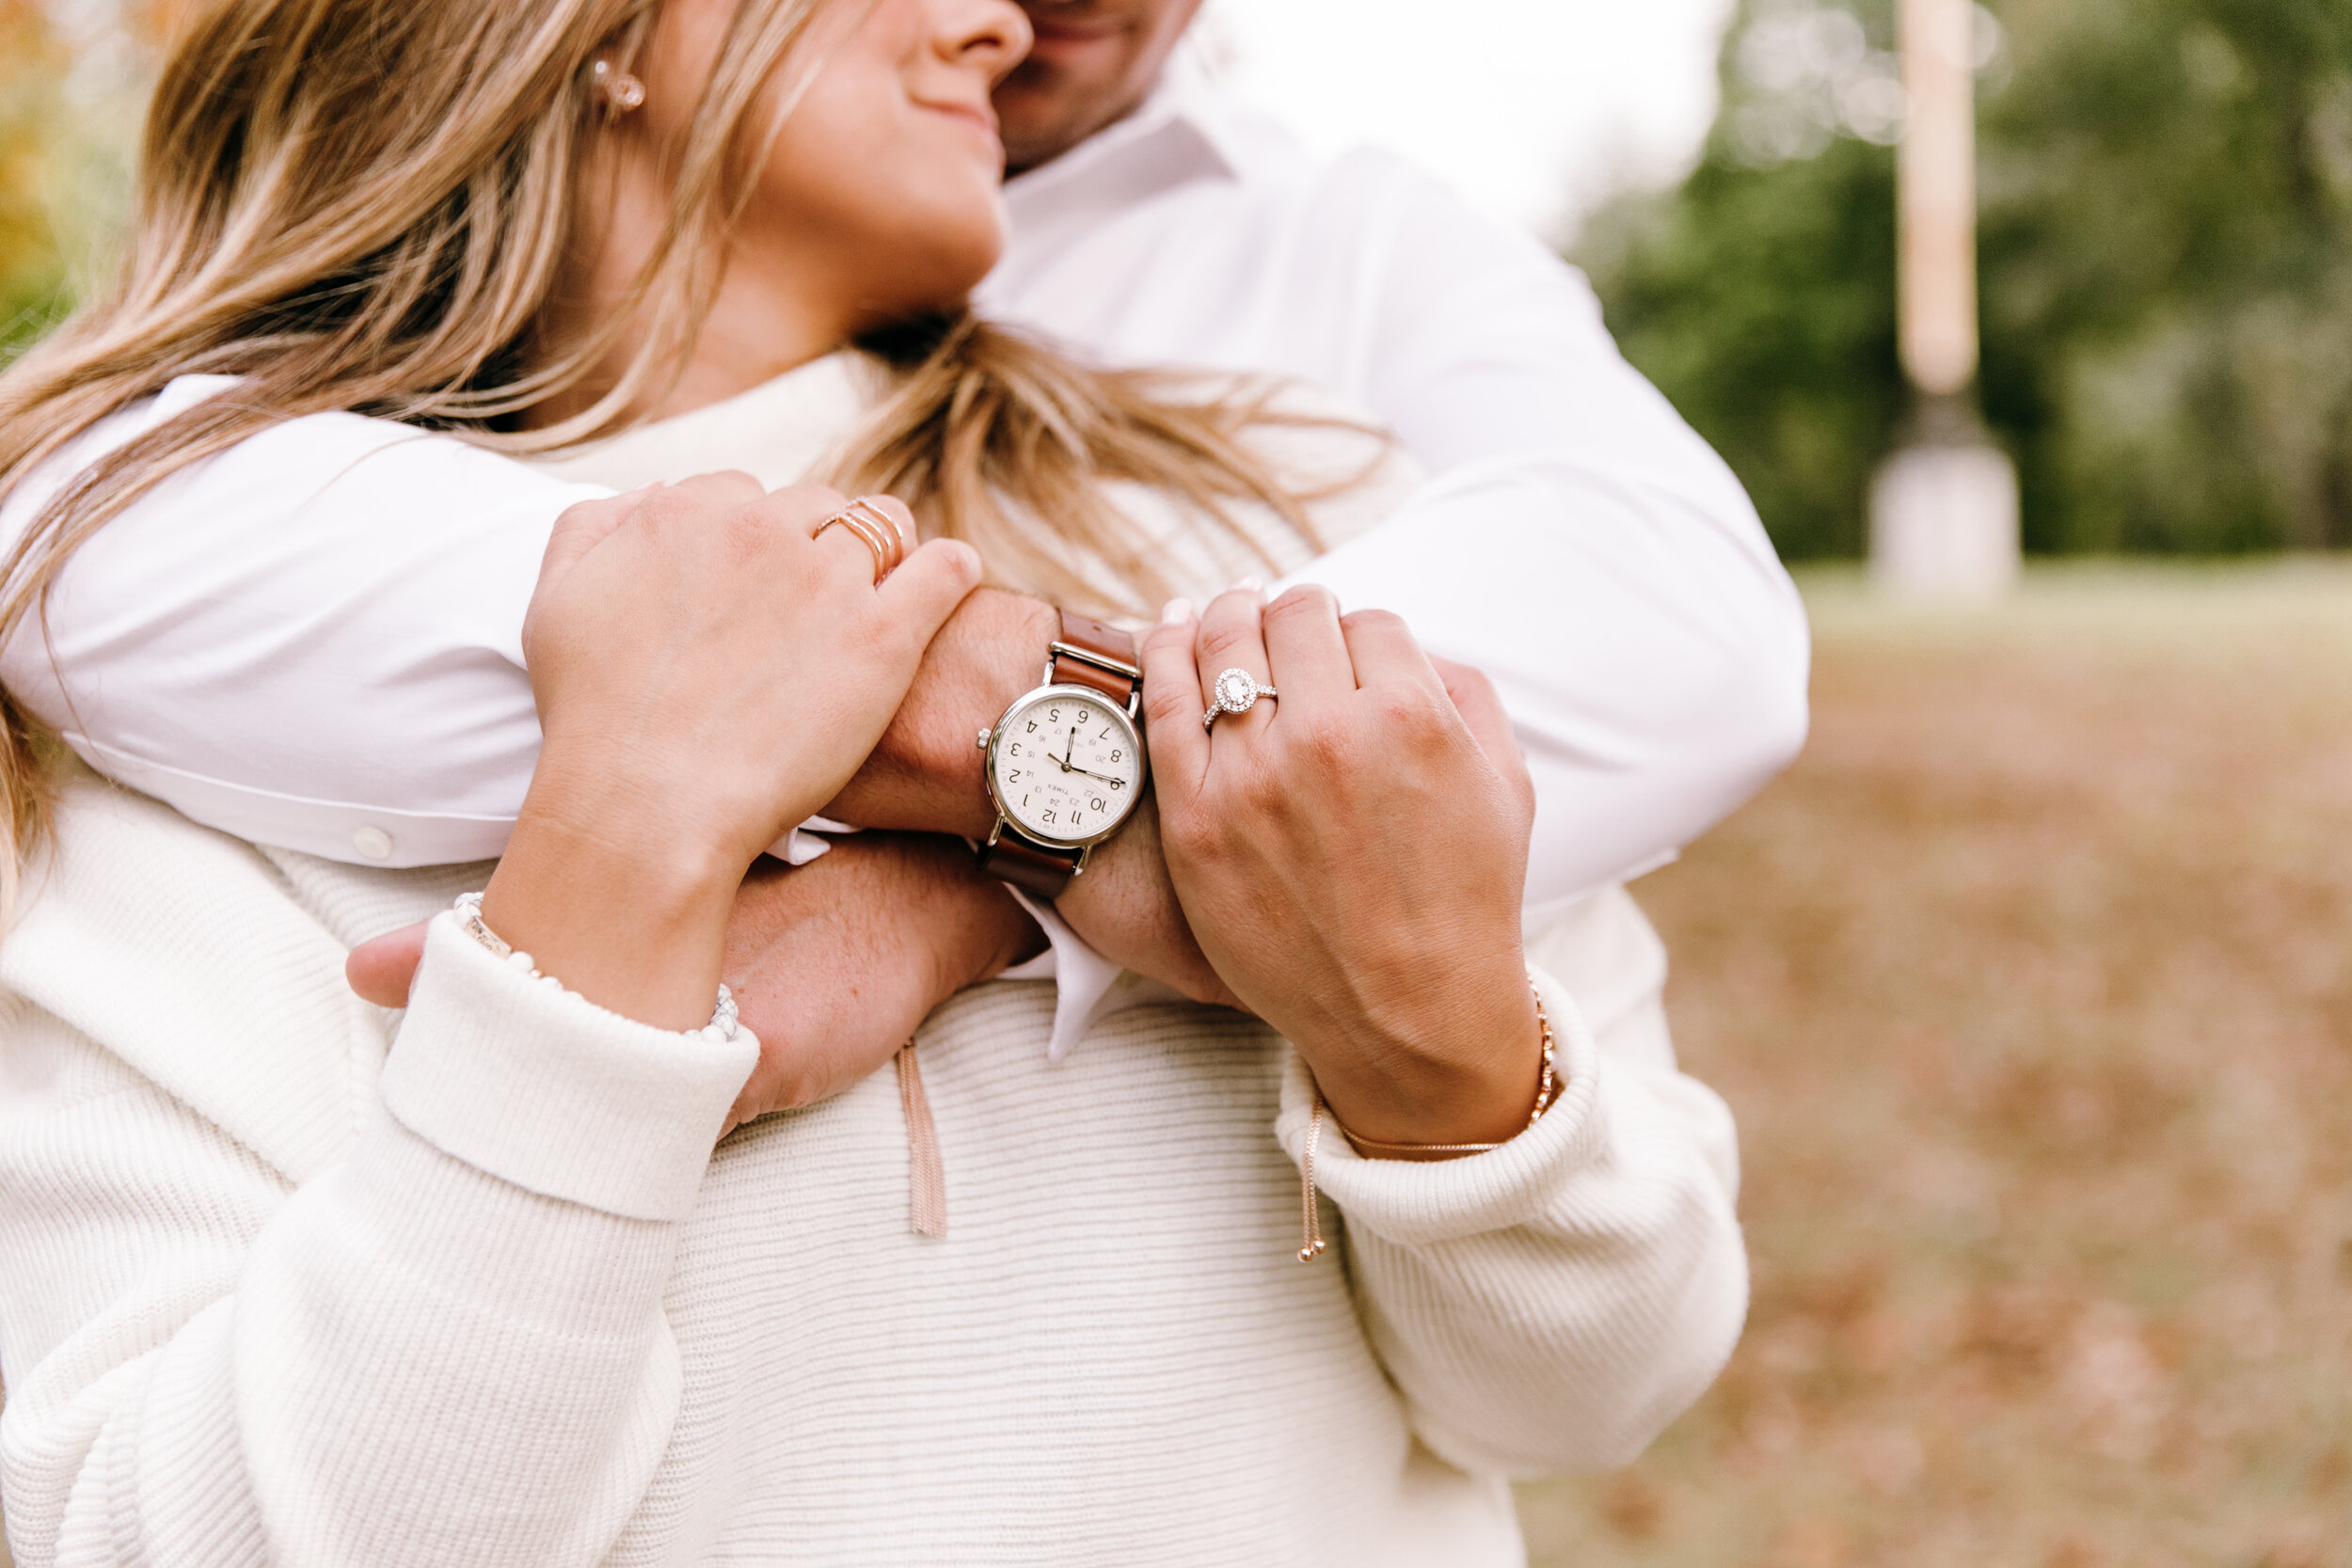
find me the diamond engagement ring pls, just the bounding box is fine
[1203,667,1278,730]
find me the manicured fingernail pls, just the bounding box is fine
[1161,597,1193,624]
[1233,576,1264,594]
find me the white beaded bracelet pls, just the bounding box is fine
[453,892,739,1042]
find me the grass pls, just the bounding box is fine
[1516,560,2352,1568]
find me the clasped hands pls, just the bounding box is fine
[351,478,1544,1147]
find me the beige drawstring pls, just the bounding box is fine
[1299,1090,1327,1261]
[895,1041,947,1238]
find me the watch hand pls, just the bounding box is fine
[1059,728,1080,771]
[1070,766,1122,784]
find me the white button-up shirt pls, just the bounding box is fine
[0,72,1805,1057]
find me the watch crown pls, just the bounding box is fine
[976,726,992,751]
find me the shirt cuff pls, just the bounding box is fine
[765,814,860,866]
[1271,964,1605,1246]
[997,884,1189,1060]
[379,913,759,1222]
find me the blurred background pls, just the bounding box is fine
[0,1,2347,1565]
[1206,0,2352,565]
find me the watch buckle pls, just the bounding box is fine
[1047,639,1143,683]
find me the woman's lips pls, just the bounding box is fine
[922,101,999,137]
[916,99,1004,158]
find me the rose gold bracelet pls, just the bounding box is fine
[1296,974,1559,1262]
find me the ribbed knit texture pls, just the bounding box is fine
[0,773,1745,1567]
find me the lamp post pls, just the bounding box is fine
[1869,0,2019,597]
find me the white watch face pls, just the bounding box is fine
[989,686,1145,847]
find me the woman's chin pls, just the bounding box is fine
[851,272,986,342]
[890,225,1005,321]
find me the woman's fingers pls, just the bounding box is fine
[874,538,984,648]
[1139,597,1210,799]
[1431,654,1535,820]
[538,482,661,590]
[1261,583,1356,705]
[1428,654,1514,759]
[794,486,889,581]
[1194,582,1275,741]
[859,493,918,549]
[1338,607,1448,695]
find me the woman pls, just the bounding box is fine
[0,2,1746,1564]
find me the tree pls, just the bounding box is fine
[0,0,68,359]
[1581,0,2352,557]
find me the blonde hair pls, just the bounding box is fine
[0,0,1352,903]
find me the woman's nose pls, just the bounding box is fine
[932,0,1034,78]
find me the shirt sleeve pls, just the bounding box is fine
[0,388,596,866]
[1272,963,1747,1478]
[1277,156,1813,921]
[0,387,835,872]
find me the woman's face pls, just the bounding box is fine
[641,0,1033,335]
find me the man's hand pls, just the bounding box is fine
[1054,799,1240,1007]
[345,832,1044,1133]
[714,833,1041,1132]
[813,586,1236,1004]
[818,587,1056,837]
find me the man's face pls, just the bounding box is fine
[993,0,1207,174]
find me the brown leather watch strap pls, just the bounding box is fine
[1048,610,1140,705]
[977,832,1082,900]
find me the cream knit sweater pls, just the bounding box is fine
[0,359,1747,1565]
[0,769,1743,1568]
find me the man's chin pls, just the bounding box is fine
[1024,22,1131,76]
[996,86,1128,176]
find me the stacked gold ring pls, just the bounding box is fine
[812,496,909,585]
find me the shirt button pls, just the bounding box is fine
[351,826,394,862]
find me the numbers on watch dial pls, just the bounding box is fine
[991,689,1144,844]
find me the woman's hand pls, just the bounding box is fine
[1139,585,1545,1149]
[481,476,980,1030]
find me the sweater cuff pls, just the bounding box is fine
[379,912,758,1222]
[1273,964,1606,1246]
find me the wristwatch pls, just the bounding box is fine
[975,610,1148,899]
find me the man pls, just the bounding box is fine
[961,0,1809,1058]
[356,0,1805,1108]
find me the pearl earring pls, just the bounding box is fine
[593,58,646,113]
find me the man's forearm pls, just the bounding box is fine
[820,587,1058,836]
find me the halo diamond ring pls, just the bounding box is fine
[1203,667,1279,731]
